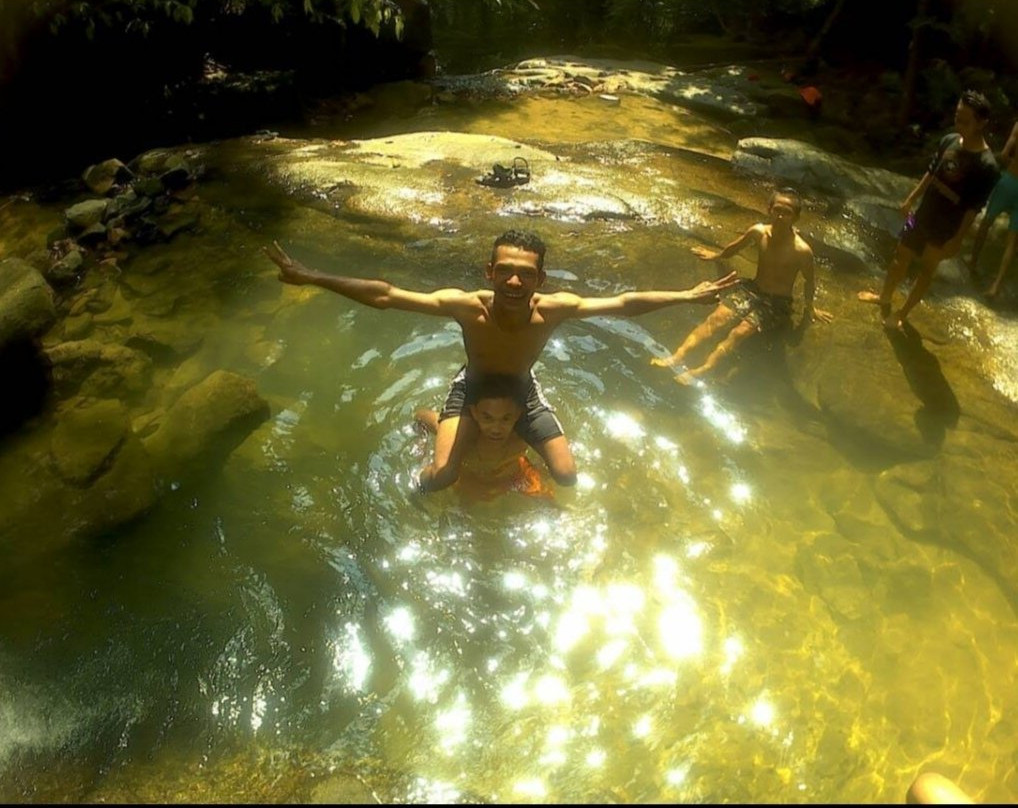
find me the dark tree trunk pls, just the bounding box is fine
[802,0,847,66]
[898,0,929,128]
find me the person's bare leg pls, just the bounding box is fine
[678,319,758,384]
[858,242,916,313]
[414,408,439,434]
[531,434,577,486]
[417,414,476,492]
[889,244,943,329]
[651,304,739,368]
[986,230,1017,298]
[967,214,994,273]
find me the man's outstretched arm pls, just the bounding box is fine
[691,225,763,262]
[543,271,739,320]
[264,241,473,315]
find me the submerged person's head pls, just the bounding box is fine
[486,229,547,308]
[768,187,802,229]
[465,373,527,442]
[955,89,992,139]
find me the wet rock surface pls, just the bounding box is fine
[1,56,1017,805]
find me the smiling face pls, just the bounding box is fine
[468,396,523,442]
[485,245,545,308]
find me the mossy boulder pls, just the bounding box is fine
[143,369,271,477]
[0,257,57,348]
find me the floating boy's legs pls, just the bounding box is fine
[986,230,1017,298]
[531,434,577,487]
[678,318,758,383]
[651,303,740,369]
[887,243,946,329]
[858,242,917,315]
[417,413,477,492]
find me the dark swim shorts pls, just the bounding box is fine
[439,366,565,448]
[899,209,955,254]
[723,279,793,333]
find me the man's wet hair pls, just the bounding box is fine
[960,89,992,121]
[492,229,546,269]
[769,186,802,215]
[464,373,528,407]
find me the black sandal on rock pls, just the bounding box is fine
[476,157,530,188]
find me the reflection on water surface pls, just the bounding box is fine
[1,90,1017,804]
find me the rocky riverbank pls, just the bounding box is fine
[1,55,1017,607]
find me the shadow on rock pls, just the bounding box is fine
[0,337,52,438]
[885,321,959,447]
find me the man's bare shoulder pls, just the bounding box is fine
[532,290,584,313]
[435,287,489,308]
[793,230,815,257]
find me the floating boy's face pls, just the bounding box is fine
[468,396,523,442]
[486,245,545,308]
[954,99,987,140]
[769,194,800,229]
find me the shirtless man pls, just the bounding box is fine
[414,373,551,502]
[651,187,832,385]
[264,230,736,492]
[967,119,1018,299]
[858,90,999,328]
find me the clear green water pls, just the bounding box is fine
[1,90,1017,803]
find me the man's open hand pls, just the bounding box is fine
[263,240,309,285]
[684,270,739,303]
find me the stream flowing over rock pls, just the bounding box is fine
[2,55,1017,613]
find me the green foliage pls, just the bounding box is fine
[19,0,404,37]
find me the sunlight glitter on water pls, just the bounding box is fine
[382,606,416,644]
[10,84,1018,805]
[434,693,471,753]
[698,393,747,444]
[331,622,371,693]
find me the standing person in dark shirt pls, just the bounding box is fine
[858,90,1000,330]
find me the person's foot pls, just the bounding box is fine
[857,290,885,304]
[675,370,699,386]
[651,355,681,368]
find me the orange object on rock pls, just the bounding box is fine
[799,86,822,108]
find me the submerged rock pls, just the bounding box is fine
[0,257,57,347]
[0,400,156,552]
[46,338,152,399]
[49,398,132,486]
[143,369,271,478]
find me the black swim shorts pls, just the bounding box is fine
[723,279,793,333]
[439,366,565,448]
